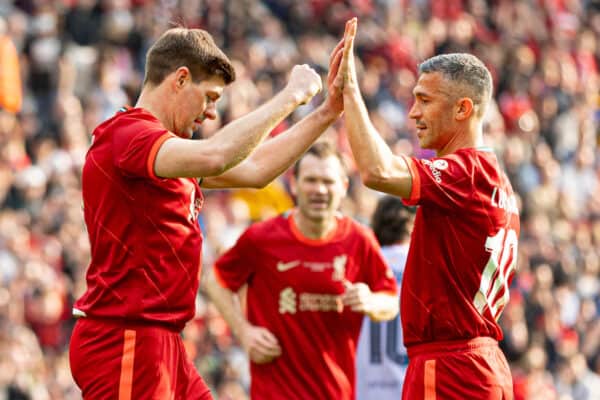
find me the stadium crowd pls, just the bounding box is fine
[0,0,599,399]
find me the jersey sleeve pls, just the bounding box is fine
[112,121,174,180]
[402,153,474,211]
[213,228,257,292]
[358,228,397,294]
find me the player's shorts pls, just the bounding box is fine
[402,337,513,400]
[69,317,212,400]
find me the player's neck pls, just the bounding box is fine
[135,85,174,131]
[293,210,338,240]
[436,124,483,156]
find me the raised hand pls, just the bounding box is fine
[240,323,282,364]
[334,18,359,93]
[324,38,345,113]
[286,64,323,106]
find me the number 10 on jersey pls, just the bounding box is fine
[473,228,518,321]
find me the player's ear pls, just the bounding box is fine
[174,67,192,90]
[341,175,349,196]
[290,175,298,197]
[455,97,474,121]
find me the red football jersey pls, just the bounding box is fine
[401,148,520,346]
[214,212,397,400]
[74,108,204,331]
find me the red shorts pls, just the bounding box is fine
[402,337,513,400]
[69,318,212,400]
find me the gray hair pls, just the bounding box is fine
[418,53,492,116]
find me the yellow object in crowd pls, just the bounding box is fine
[0,34,22,114]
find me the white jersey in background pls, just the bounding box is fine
[356,244,409,400]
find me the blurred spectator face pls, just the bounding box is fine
[515,45,536,77]
[16,166,47,204]
[0,161,13,204]
[448,14,475,47]
[0,110,17,137]
[524,344,548,372]
[534,263,554,290]
[541,57,561,88]
[0,287,9,330]
[291,154,348,223]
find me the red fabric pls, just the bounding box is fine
[402,337,513,399]
[401,148,520,346]
[74,108,204,331]
[430,0,465,20]
[214,212,397,400]
[69,318,212,400]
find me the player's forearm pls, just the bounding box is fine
[206,88,305,174]
[155,89,306,179]
[204,272,249,340]
[343,88,412,197]
[204,103,340,189]
[343,89,397,181]
[366,292,399,322]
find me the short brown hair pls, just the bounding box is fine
[143,28,236,86]
[293,141,347,178]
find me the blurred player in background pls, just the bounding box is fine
[205,141,399,400]
[69,27,346,400]
[356,195,415,399]
[337,18,520,399]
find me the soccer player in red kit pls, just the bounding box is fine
[69,28,348,400]
[336,19,519,399]
[204,141,399,400]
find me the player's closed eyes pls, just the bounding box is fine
[305,178,335,185]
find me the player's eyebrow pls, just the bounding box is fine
[413,85,453,98]
[413,89,429,98]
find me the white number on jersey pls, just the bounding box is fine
[368,315,408,366]
[473,228,518,320]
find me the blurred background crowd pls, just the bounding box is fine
[0,0,599,399]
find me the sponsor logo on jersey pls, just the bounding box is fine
[277,260,301,272]
[432,159,448,170]
[277,255,349,276]
[422,159,443,183]
[278,288,344,314]
[332,254,347,281]
[299,293,344,312]
[187,186,202,222]
[278,287,297,314]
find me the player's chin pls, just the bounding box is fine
[173,127,194,139]
[307,209,330,221]
[417,137,431,149]
[184,126,196,139]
